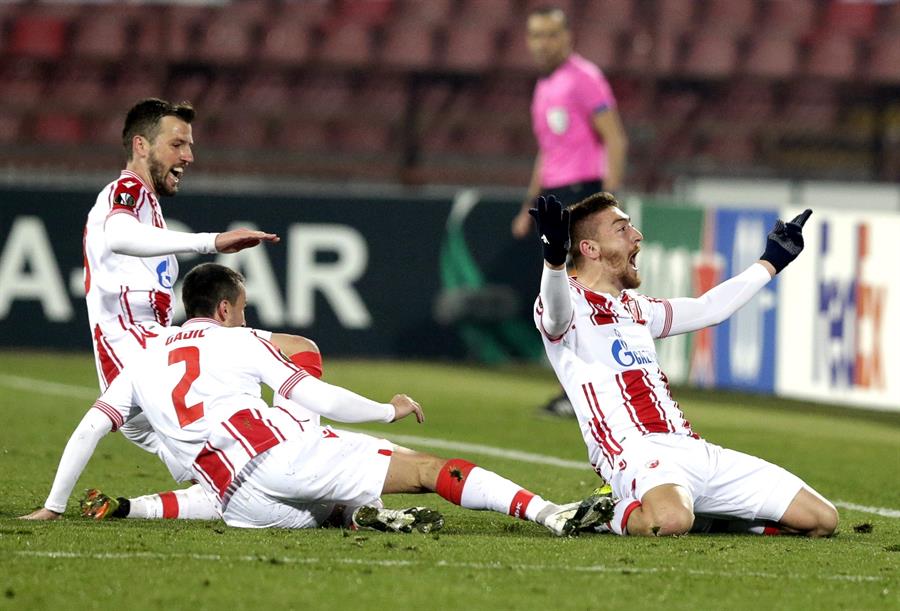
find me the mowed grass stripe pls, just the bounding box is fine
[3,372,899,519]
[13,550,888,583]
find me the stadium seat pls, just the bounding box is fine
[162,5,211,63]
[258,19,312,66]
[702,0,758,34]
[780,82,839,131]
[49,66,109,112]
[495,28,539,73]
[33,113,86,145]
[0,62,45,108]
[656,0,696,33]
[335,0,394,26]
[0,112,24,145]
[441,24,499,73]
[8,13,68,59]
[272,119,332,153]
[866,35,900,84]
[618,29,656,75]
[334,120,394,154]
[70,12,131,62]
[573,26,619,71]
[356,76,408,120]
[805,34,858,81]
[394,0,454,27]
[680,32,738,79]
[203,115,269,150]
[317,21,374,68]
[822,0,877,38]
[759,0,819,37]
[579,0,635,33]
[456,0,516,28]
[379,21,438,70]
[292,75,354,120]
[196,14,257,65]
[743,33,799,79]
[235,73,294,115]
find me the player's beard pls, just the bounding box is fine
[148,151,179,197]
[602,248,641,290]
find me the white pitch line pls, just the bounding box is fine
[4,373,900,520]
[11,551,887,583]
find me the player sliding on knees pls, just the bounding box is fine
[530,193,838,537]
[24,263,611,535]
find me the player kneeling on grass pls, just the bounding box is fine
[23,263,611,535]
[530,194,838,537]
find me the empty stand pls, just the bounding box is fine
[805,34,858,81]
[258,19,313,66]
[680,31,739,79]
[379,20,438,71]
[743,33,799,79]
[8,12,68,60]
[441,23,499,73]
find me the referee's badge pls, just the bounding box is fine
[547,107,569,135]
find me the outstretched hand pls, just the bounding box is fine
[528,195,570,267]
[761,209,812,274]
[390,394,424,424]
[215,229,280,253]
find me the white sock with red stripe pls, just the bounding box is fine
[126,484,219,520]
[434,459,551,522]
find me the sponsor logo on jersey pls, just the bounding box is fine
[611,330,656,367]
[156,260,173,289]
[115,192,136,208]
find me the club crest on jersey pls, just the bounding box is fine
[115,192,136,208]
[646,459,659,469]
[611,330,655,367]
[156,260,174,289]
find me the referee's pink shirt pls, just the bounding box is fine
[531,53,617,189]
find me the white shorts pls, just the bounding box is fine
[609,434,807,522]
[222,429,394,529]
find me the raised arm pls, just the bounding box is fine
[662,209,812,337]
[532,195,574,338]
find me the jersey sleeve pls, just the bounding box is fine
[576,66,617,116]
[535,266,574,341]
[639,294,674,339]
[108,176,144,218]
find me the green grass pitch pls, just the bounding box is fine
[1,351,898,610]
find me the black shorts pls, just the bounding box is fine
[541,179,604,208]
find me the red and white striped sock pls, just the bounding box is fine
[434,459,551,522]
[126,484,219,520]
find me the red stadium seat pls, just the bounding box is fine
[496,27,539,73]
[395,0,454,27]
[162,5,211,63]
[681,32,738,79]
[49,66,109,112]
[759,0,819,37]
[203,115,269,150]
[196,14,257,65]
[703,0,758,34]
[235,73,293,115]
[334,120,394,154]
[573,25,619,71]
[822,0,877,38]
[317,21,374,68]
[457,0,516,28]
[71,11,135,62]
[780,82,839,131]
[258,19,312,66]
[580,0,635,33]
[743,33,799,79]
[379,21,438,70]
[33,113,86,145]
[9,13,68,59]
[273,119,332,153]
[805,34,858,81]
[656,0,696,33]
[0,62,45,107]
[292,75,354,120]
[441,24,499,73]
[866,35,900,84]
[0,112,25,145]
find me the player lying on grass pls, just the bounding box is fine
[23,263,612,535]
[530,194,838,537]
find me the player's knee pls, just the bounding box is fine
[810,502,839,538]
[652,509,694,536]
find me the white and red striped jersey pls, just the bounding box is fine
[84,170,177,334]
[92,318,393,503]
[534,277,696,478]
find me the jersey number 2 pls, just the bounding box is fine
[169,346,204,427]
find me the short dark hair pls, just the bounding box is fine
[182,263,245,319]
[122,98,195,159]
[568,192,620,265]
[528,5,568,28]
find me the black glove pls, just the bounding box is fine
[760,209,813,273]
[528,195,570,266]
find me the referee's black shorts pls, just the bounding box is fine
[540,179,604,208]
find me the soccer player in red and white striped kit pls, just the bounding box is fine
[22,98,286,521]
[530,193,838,537]
[25,263,610,535]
